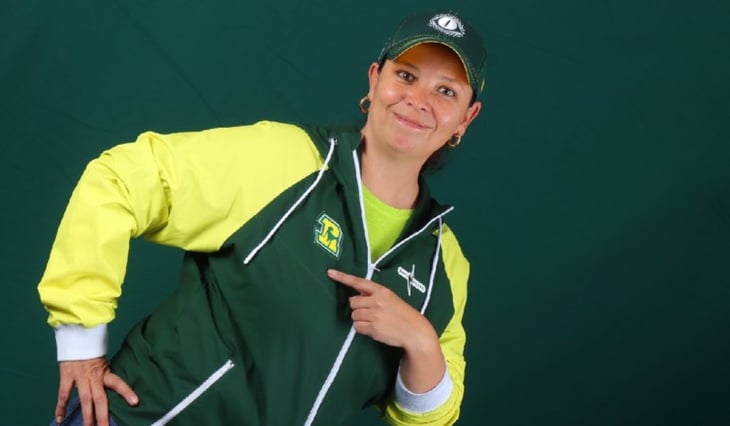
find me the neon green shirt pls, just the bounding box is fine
[362,186,414,260]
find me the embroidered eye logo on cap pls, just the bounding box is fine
[429,13,465,38]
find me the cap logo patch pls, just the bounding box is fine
[429,14,465,38]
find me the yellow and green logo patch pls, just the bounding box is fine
[314,213,343,257]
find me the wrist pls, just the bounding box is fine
[401,321,440,357]
[55,324,108,361]
[395,365,453,413]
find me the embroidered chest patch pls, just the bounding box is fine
[314,212,343,258]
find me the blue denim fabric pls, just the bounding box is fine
[50,398,118,426]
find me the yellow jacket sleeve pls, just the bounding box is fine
[382,225,470,425]
[38,121,321,332]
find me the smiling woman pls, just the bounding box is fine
[37,9,487,426]
[361,42,481,202]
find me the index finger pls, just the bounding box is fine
[327,269,375,293]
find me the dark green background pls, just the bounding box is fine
[2,1,728,425]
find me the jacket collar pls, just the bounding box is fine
[301,124,453,232]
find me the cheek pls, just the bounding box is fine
[434,110,463,132]
[373,76,408,104]
[438,104,470,129]
[374,85,400,106]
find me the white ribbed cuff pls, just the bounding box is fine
[54,324,108,361]
[394,366,453,413]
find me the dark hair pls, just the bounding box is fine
[420,144,451,174]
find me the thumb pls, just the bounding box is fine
[104,372,139,406]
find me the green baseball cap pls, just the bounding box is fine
[377,10,487,99]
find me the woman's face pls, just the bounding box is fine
[364,42,481,165]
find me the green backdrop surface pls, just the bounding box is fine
[1,1,728,425]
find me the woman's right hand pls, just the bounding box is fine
[55,357,139,426]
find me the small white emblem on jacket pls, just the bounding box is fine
[397,265,426,296]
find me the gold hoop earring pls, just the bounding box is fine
[359,96,370,113]
[448,134,462,148]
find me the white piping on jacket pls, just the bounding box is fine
[304,150,375,425]
[303,326,357,426]
[151,359,235,426]
[376,205,454,265]
[421,217,444,314]
[353,149,373,266]
[304,150,452,424]
[243,136,337,265]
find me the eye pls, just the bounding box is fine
[439,86,456,97]
[397,70,415,82]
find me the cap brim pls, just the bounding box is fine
[386,38,476,94]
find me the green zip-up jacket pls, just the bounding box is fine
[38,121,470,425]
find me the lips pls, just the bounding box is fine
[393,112,430,130]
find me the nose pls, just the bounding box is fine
[405,84,430,112]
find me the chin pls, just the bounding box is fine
[389,136,430,157]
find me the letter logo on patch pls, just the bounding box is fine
[314,213,343,258]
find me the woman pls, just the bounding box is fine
[40,9,485,425]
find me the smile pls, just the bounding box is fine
[393,112,429,130]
